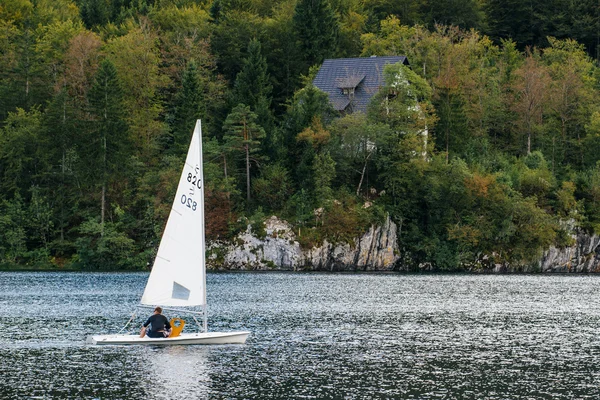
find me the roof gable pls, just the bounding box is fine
[313,56,409,113]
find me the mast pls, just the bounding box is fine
[198,120,208,333]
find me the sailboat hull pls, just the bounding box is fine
[86,331,250,345]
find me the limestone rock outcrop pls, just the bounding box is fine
[539,231,600,273]
[207,216,600,273]
[207,215,400,271]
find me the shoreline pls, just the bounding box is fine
[1,266,599,275]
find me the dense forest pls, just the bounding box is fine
[1,0,600,270]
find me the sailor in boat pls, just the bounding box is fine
[139,306,172,338]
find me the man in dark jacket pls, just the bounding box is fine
[139,306,171,338]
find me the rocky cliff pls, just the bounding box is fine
[538,231,600,273]
[207,215,400,271]
[207,216,600,272]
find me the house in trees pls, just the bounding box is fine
[313,56,409,114]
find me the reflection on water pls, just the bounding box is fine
[0,272,600,399]
[145,346,211,398]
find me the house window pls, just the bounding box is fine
[342,87,355,96]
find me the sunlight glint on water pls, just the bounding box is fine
[0,272,599,399]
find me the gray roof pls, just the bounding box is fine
[313,56,409,113]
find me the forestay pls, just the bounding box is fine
[141,121,207,307]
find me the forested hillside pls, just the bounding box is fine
[1,0,600,270]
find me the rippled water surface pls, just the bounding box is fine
[1,272,600,399]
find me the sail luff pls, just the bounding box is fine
[199,120,207,305]
[197,120,209,331]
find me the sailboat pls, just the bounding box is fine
[87,120,250,345]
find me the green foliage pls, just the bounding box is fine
[80,0,110,28]
[232,38,275,156]
[419,0,483,30]
[104,25,167,159]
[0,107,43,197]
[313,151,335,206]
[369,62,435,134]
[320,191,371,244]
[0,194,27,264]
[293,0,340,71]
[74,217,142,270]
[284,84,335,188]
[252,163,292,213]
[170,60,202,157]
[87,58,130,183]
[380,155,560,269]
[248,207,267,239]
[578,163,600,234]
[2,1,600,271]
[223,103,266,202]
[233,39,272,116]
[210,10,265,82]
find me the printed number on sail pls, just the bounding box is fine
[187,172,202,189]
[180,194,197,210]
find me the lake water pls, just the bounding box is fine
[0,272,599,399]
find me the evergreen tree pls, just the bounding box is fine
[87,59,130,235]
[233,39,272,120]
[171,60,202,157]
[362,0,421,29]
[313,151,335,206]
[293,0,340,71]
[484,0,559,50]
[209,0,224,24]
[0,107,43,199]
[284,84,334,188]
[80,0,111,29]
[0,193,27,264]
[420,0,483,30]
[1,10,48,118]
[222,104,265,203]
[40,89,80,250]
[233,39,275,156]
[210,10,264,83]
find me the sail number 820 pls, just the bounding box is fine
[180,194,197,211]
[187,173,202,189]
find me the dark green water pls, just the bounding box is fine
[0,272,599,399]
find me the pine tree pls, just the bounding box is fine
[171,61,202,157]
[40,89,79,246]
[80,0,111,29]
[223,104,265,203]
[233,40,271,118]
[87,59,129,235]
[233,39,274,155]
[293,0,340,71]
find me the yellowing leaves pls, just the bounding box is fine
[448,224,482,247]
[297,117,330,149]
[465,172,494,198]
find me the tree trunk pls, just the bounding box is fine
[101,89,108,237]
[245,143,251,202]
[101,133,106,237]
[101,182,106,236]
[61,151,65,242]
[446,134,449,164]
[356,151,372,196]
[60,98,66,242]
[223,153,230,200]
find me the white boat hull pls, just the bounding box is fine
[86,331,250,345]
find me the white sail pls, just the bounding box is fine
[88,119,250,345]
[141,120,207,307]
